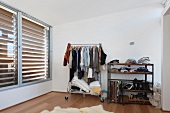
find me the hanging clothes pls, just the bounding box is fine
[78,70,84,79]
[78,48,81,71]
[93,46,99,72]
[63,43,71,66]
[77,48,84,79]
[80,47,84,70]
[88,68,93,78]
[69,49,72,68]
[64,43,106,82]
[89,47,93,68]
[83,46,90,67]
[100,45,107,65]
[69,68,75,82]
[72,49,77,70]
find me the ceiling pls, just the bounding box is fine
[0,0,162,26]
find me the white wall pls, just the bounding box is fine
[52,4,163,92]
[0,81,52,110]
[162,11,170,111]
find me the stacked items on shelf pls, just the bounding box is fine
[122,79,152,104]
[110,66,151,73]
[149,83,161,109]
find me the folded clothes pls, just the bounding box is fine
[72,76,91,92]
[89,81,100,88]
[91,87,101,93]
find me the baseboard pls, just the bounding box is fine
[0,91,52,111]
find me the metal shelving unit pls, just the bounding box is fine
[107,63,154,105]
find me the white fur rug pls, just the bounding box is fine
[41,105,113,113]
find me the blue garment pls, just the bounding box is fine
[83,46,90,67]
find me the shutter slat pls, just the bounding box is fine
[22,18,44,31]
[0,42,16,46]
[22,45,45,51]
[22,54,45,58]
[0,25,14,32]
[22,62,45,65]
[22,33,44,41]
[22,30,44,38]
[23,73,45,77]
[22,58,45,61]
[0,37,14,41]
[0,52,14,55]
[22,50,45,55]
[23,76,45,82]
[22,69,45,74]
[22,27,44,36]
[0,72,15,75]
[0,77,14,81]
[0,47,15,51]
[0,68,15,70]
[0,81,15,86]
[22,38,45,45]
[22,25,44,34]
[22,41,45,48]
[22,66,46,69]
[0,58,14,60]
[0,18,13,26]
[0,63,13,65]
[0,14,13,22]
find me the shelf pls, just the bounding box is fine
[123,89,152,93]
[128,99,149,102]
[108,63,153,66]
[108,79,152,84]
[108,71,153,74]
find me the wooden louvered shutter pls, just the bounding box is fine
[22,18,49,83]
[0,7,17,87]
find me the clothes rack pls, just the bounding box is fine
[71,43,101,46]
[64,43,105,102]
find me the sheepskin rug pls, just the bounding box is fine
[41,105,113,113]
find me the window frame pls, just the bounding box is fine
[0,1,52,91]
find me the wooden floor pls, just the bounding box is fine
[1,92,170,113]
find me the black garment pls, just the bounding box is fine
[89,48,93,68]
[100,47,107,65]
[77,48,81,71]
[77,48,83,79]
[69,68,75,82]
[78,70,84,79]
[93,46,99,72]
[72,49,77,70]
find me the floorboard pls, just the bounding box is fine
[0,92,170,113]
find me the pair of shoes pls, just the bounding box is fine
[110,59,119,63]
[118,67,130,72]
[125,59,137,64]
[135,67,149,72]
[138,57,150,64]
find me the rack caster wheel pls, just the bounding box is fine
[65,96,68,100]
[100,98,104,102]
